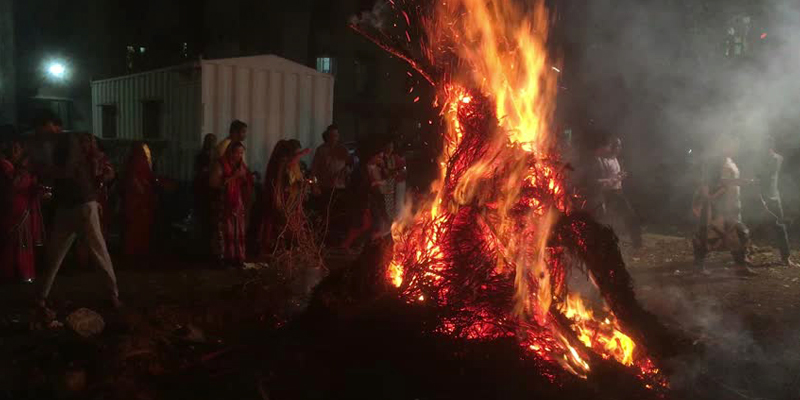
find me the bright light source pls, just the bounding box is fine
[47,62,66,78]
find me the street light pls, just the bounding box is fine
[48,62,66,78]
[44,60,68,81]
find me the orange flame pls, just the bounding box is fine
[383,0,663,388]
[562,294,637,366]
[424,0,559,151]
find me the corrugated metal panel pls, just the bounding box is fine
[91,55,334,182]
[252,70,270,170]
[201,55,334,177]
[90,64,201,182]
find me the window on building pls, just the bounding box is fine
[142,100,162,139]
[101,105,117,139]
[316,57,335,74]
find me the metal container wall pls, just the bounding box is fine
[92,55,334,182]
[201,55,334,176]
[91,65,202,181]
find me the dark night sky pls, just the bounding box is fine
[15,0,206,89]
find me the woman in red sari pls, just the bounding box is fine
[121,143,157,257]
[210,142,252,267]
[0,140,42,282]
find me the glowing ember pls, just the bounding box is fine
[562,294,637,366]
[354,0,668,392]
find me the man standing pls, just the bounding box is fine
[756,136,797,267]
[311,124,352,203]
[590,136,643,249]
[36,131,121,309]
[215,120,248,160]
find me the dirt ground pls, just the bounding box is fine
[0,231,799,400]
[622,232,800,399]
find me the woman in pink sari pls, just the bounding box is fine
[122,143,157,257]
[210,142,252,267]
[0,140,42,282]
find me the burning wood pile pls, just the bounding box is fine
[349,0,690,395]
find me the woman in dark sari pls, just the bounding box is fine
[260,140,311,256]
[341,139,392,252]
[260,140,290,255]
[194,133,217,255]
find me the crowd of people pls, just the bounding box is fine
[4,110,794,313]
[575,130,797,275]
[1,116,124,309]
[689,135,797,274]
[0,114,408,312]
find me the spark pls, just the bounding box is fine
[402,10,411,26]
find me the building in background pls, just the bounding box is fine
[12,0,430,146]
[309,0,435,143]
[13,0,207,131]
[0,0,15,126]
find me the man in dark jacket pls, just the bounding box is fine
[36,132,120,310]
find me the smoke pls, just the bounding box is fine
[636,284,800,399]
[563,4,800,395]
[564,0,800,224]
[349,1,392,30]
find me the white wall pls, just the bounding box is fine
[91,55,334,182]
[201,55,334,176]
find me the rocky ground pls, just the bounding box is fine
[0,231,798,400]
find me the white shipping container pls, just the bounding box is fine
[91,55,334,181]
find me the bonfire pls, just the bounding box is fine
[349,0,687,394]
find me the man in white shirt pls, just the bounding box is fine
[591,136,642,249]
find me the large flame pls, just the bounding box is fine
[424,0,557,151]
[377,0,664,390]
